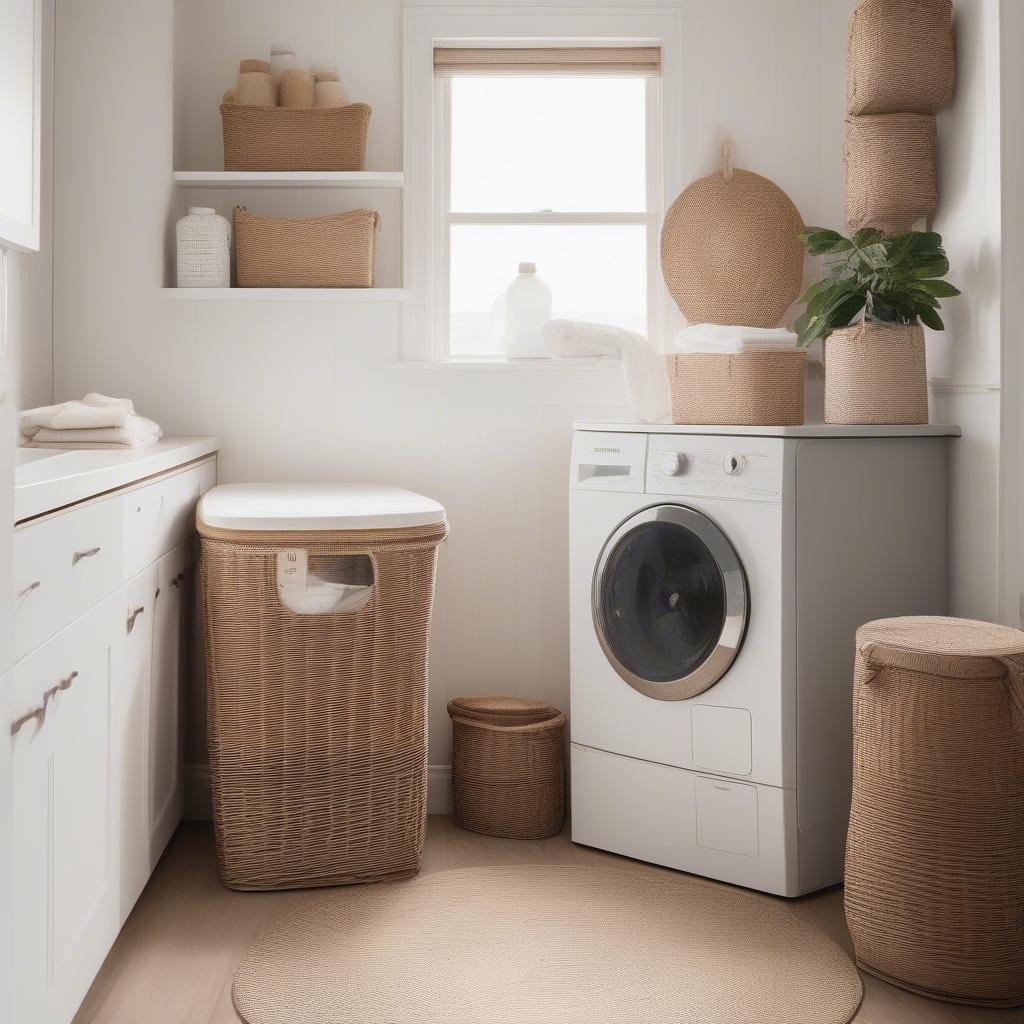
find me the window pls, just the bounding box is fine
[430,45,661,361]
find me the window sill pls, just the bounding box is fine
[397,356,623,370]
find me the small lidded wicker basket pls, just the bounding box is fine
[447,696,566,840]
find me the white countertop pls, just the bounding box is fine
[574,421,962,438]
[15,436,219,523]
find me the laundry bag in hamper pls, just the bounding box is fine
[664,350,806,425]
[845,616,1024,1007]
[197,483,447,891]
[447,696,566,839]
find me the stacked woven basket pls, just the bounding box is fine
[844,0,955,233]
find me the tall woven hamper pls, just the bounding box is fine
[845,616,1024,1007]
[447,696,566,839]
[197,483,447,891]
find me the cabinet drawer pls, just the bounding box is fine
[123,467,201,578]
[13,497,123,663]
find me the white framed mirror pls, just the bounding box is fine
[0,0,41,252]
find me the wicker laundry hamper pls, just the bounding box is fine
[447,696,566,839]
[197,483,447,891]
[845,616,1024,1007]
[847,0,955,116]
[844,114,937,232]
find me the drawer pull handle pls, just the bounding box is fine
[155,587,161,600]
[17,580,41,599]
[170,571,186,588]
[42,670,78,708]
[10,706,45,736]
[72,546,101,565]
[127,606,146,634]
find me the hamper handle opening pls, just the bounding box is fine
[276,549,374,615]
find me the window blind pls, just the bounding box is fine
[433,46,661,78]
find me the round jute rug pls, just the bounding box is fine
[233,864,863,1024]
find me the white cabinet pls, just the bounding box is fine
[10,600,120,1024]
[8,455,216,1024]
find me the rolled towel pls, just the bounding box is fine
[675,323,799,354]
[19,393,136,437]
[543,319,671,424]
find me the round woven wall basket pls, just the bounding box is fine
[660,165,804,329]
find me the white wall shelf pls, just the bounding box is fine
[158,288,408,302]
[173,171,404,189]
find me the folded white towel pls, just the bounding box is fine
[543,320,671,423]
[24,415,162,449]
[675,324,798,354]
[19,393,137,438]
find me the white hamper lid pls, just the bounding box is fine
[198,483,446,532]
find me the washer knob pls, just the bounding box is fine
[723,453,746,476]
[660,451,687,476]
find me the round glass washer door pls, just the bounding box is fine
[592,504,749,701]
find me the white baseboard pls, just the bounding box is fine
[184,763,453,821]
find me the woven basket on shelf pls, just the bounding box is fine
[847,0,955,115]
[197,518,447,891]
[660,167,805,330]
[664,350,806,426]
[845,616,1024,1007]
[824,322,927,424]
[233,206,378,288]
[447,696,566,840]
[844,114,937,233]
[221,102,371,171]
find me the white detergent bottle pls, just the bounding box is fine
[501,262,553,359]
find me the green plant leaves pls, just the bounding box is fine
[796,227,959,344]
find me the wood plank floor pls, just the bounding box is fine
[74,818,1024,1024]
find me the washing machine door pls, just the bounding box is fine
[592,504,748,701]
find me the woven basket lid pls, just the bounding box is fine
[447,695,563,727]
[660,166,805,329]
[856,616,1024,679]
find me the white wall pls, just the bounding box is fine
[51,0,856,790]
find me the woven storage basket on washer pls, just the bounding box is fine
[197,517,447,891]
[845,616,1024,1007]
[847,0,955,115]
[660,167,804,329]
[824,322,927,424]
[233,206,378,288]
[221,102,371,171]
[664,350,806,426]
[844,114,937,232]
[447,696,566,840]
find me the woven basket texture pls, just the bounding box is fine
[845,616,1024,1007]
[848,0,955,115]
[660,168,804,329]
[447,696,566,840]
[664,350,805,426]
[221,102,371,171]
[844,114,937,232]
[197,519,447,891]
[824,322,927,424]
[233,206,378,288]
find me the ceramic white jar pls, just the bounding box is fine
[176,207,231,288]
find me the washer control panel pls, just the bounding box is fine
[646,436,786,502]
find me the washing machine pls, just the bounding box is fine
[569,421,957,896]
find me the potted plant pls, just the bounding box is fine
[795,227,960,424]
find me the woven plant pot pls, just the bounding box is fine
[844,114,937,232]
[845,616,1024,1007]
[221,102,371,171]
[824,322,927,425]
[233,206,378,288]
[447,696,566,840]
[848,0,955,115]
[197,518,448,891]
[664,350,805,426]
